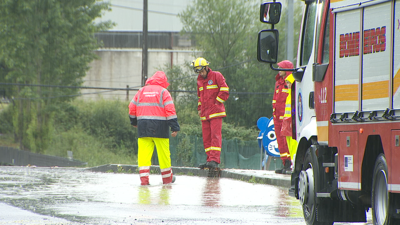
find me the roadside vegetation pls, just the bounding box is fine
[0,99,259,167]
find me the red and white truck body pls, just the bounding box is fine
[258,0,400,224]
[329,0,399,191]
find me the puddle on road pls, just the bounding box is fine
[0,166,306,224]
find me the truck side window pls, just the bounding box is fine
[301,2,317,66]
[321,10,330,64]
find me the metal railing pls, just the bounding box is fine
[0,146,87,167]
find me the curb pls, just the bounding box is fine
[220,170,291,188]
[86,164,291,188]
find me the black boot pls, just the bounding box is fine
[283,160,292,174]
[172,175,176,183]
[206,161,219,169]
[198,162,207,169]
[275,167,285,174]
[275,160,291,174]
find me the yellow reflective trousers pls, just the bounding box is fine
[138,137,173,185]
[286,136,297,161]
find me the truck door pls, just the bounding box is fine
[294,0,319,139]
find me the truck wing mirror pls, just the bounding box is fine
[260,2,282,24]
[257,29,279,64]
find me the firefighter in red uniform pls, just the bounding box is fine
[129,71,180,185]
[273,60,293,174]
[192,57,229,169]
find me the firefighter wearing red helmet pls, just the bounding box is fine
[192,57,229,169]
[273,60,293,174]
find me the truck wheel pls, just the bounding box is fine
[299,148,333,225]
[372,154,397,225]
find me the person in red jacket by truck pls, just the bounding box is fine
[192,57,229,170]
[273,60,293,174]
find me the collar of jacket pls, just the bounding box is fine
[275,73,288,82]
[197,68,212,80]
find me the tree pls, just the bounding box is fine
[157,64,199,125]
[178,0,302,128]
[0,0,113,152]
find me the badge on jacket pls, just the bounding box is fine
[208,80,213,85]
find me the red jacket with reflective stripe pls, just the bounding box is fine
[272,73,289,123]
[197,69,229,121]
[129,71,180,138]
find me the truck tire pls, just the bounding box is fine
[299,148,333,225]
[372,154,398,225]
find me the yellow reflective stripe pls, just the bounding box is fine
[220,87,229,91]
[272,100,276,103]
[198,101,201,106]
[199,87,204,91]
[276,90,279,93]
[207,85,218,89]
[284,109,291,115]
[200,117,206,120]
[362,80,389,100]
[216,96,225,103]
[205,147,221,152]
[317,123,328,143]
[284,92,292,117]
[335,84,358,101]
[280,152,290,157]
[279,116,284,119]
[209,112,226,118]
[395,69,400,94]
[282,89,289,93]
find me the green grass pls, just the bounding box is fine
[0,126,137,167]
[0,133,19,149]
[0,99,138,167]
[46,125,137,167]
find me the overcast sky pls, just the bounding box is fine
[97,0,193,32]
[97,0,289,32]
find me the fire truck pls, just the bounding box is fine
[257,0,400,224]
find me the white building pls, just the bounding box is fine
[82,0,196,100]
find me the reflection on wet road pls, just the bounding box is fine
[0,166,371,224]
[202,177,220,207]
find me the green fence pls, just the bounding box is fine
[166,135,263,170]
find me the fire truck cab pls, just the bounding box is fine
[258,0,400,224]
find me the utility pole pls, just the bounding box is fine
[286,0,294,62]
[126,85,129,101]
[141,0,148,86]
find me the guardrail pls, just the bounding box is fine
[0,146,87,167]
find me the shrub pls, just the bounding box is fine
[0,104,13,134]
[71,99,138,155]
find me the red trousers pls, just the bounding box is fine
[202,118,222,163]
[273,121,291,165]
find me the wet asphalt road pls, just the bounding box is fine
[0,166,372,225]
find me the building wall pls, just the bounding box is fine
[81,49,197,101]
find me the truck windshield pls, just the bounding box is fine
[300,1,317,66]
